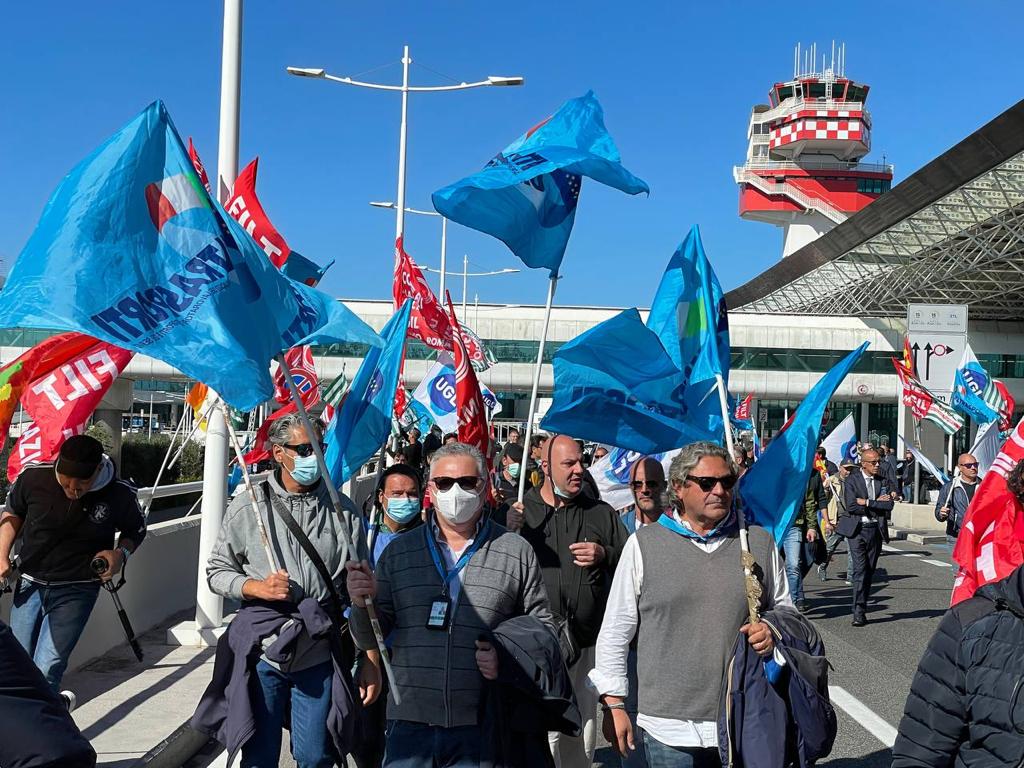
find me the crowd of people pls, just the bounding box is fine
[2,422,1023,768]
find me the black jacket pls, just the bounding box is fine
[843,471,894,540]
[892,565,1024,767]
[519,486,628,648]
[480,614,580,768]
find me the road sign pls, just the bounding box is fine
[907,304,968,334]
[907,304,968,395]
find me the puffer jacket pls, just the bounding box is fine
[892,565,1024,766]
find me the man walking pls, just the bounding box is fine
[620,457,667,534]
[508,434,628,768]
[780,469,824,613]
[0,435,145,698]
[898,449,916,502]
[818,459,855,583]
[345,442,554,767]
[843,449,895,626]
[590,442,790,768]
[935,453,981,548]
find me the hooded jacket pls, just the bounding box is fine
[892,565,1024,767]
[519,485,629,649]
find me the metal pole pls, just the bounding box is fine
[394,44,410,243]
[439,217,447,304]
[147,392,154,439]
[195,0,242,632]
[515,275,558,507]
[462,254,468,321]
[715,374,736,455]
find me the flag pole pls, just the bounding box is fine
[716,374,759,624]
[141,406,189,519]
[515,275,558,512]
[275,352,402,704]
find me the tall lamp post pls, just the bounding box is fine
[287,46,522,248]
[370,201,448,299]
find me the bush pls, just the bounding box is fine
[86,422,115,455]
[177,440,206,482]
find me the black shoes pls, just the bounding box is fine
[796,600,809,614]
[851,614,867,627]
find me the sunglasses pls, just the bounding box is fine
[862,459,880,465]
[686,474,738,492]
[282,442,325,458]
[630,479,664,490]
[959,462,979,469]
[431,475,484,492]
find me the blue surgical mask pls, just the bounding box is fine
[508,463,521,479]
[386,497,421,524]
[290,454,322,486]
[553,482,574,499]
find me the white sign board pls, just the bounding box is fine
[907,304,968,395]
[907,304,968,334]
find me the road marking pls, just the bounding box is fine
[922,559,952,568]
[901,553,922,558]
[829,685,898,747]
[882,544,901,552]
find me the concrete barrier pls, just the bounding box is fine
[1,517,201,672]
[889,502,945,533]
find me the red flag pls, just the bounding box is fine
[996,380,1017,432]
[444,293,490,458]
[242,402,298,465]
[896,335,916,378]
[187,137,211,193]
[273,346,321,409]
[894,361,933,419]
[394,376,410,419]
[393,237,456,351]
[0,333,106,446]
[8,422,58,481]
[734,394,752,421]
[225,158,291,268]
[951,416,1024,605]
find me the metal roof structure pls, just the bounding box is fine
[726,99,1024,320]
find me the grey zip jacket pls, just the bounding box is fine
[207,470,367,671]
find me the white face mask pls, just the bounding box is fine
[433,484,483,525]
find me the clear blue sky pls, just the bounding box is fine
[2,2,1022,310]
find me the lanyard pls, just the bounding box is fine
[424,520,490,594]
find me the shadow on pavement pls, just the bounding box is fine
[863,608,946,625]
[822,747,892,766]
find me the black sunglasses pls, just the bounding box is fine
[432,475,484,492]
[686,474,738,492]
[282,442,325,458]
[959,462,979,469]
[630,479,664,490]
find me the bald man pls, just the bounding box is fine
[935,453,981,548]
[621,458,667,534]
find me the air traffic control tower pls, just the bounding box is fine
[734,43,895,257]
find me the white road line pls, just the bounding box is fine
[829,684,898,747]
[923,559,952,568]
[901,553,922,558]
[881,544,901,552]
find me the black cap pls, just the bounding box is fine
[56,435,103,479]
[504,443,525,463]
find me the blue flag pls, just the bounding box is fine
[324,300,412,485]
[432,91,649,276]
[541,228,727,453]
[0,101,379,411]
[283,251,335,288]
[739,342,869,544]
[951,345,1000,424]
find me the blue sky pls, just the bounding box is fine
[2,2,1022,310]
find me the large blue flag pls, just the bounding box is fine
[324,300,412,485]
[432,91,649,276]
[541,227,728,453]
[951,344,1000,424]
[739,342,869,544]
[0,101,379,411]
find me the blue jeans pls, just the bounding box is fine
[383,720,481,768]
[780,525,804,603]
[241,659,334,768]
[9,578,99,691]
[641,730,721,768]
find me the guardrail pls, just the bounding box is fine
[739,160,893,175]
[755,99,867,125]
[733,168,847,225]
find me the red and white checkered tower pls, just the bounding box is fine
[734,43,894,258]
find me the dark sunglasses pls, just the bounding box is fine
[630,479,664,490]
[862,459,880,465]
[686,474,738,492]
[282,442,325,458]
[432,475,484,492]
[959,462,979,469]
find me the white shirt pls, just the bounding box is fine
[588,512,792,748]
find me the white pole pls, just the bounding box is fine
[141,408,188,519]
[275,354,403,703]
[515,275,558,507]
[147,392,154,439]
[394,44,410,243]
[462,254,468,321]
[439,217,448,304]
[195,0,242,632]
[715,374,735,456]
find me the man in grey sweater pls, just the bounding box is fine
[346,442,555,768]
[206,413,371,768]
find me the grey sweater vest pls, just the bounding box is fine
[635,523,776,721]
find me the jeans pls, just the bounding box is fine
[9,578,100,691]
[780,525,804,604]
[548,644,597,768]
[641,731,721,768]
[241,659,334,768]
[383,720,481,768]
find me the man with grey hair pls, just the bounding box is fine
[590,441,790,767]
[200,411,371,767]
[346,441,555,767]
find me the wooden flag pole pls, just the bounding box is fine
[275,353,402,704]
[515,275,559,513]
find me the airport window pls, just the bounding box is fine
[807,83,827,99]
[778,86,794,101]
[857,178,891,195]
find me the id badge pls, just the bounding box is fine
[426,594,451,630]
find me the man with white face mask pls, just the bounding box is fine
[346,442,554,767]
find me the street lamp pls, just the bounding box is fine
[419,256,520,320]
[288,45,523,246]
[370,201,449,299]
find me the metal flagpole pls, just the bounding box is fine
[275,353,402,703]
[141,407,189,519]
[515,275,558,510]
